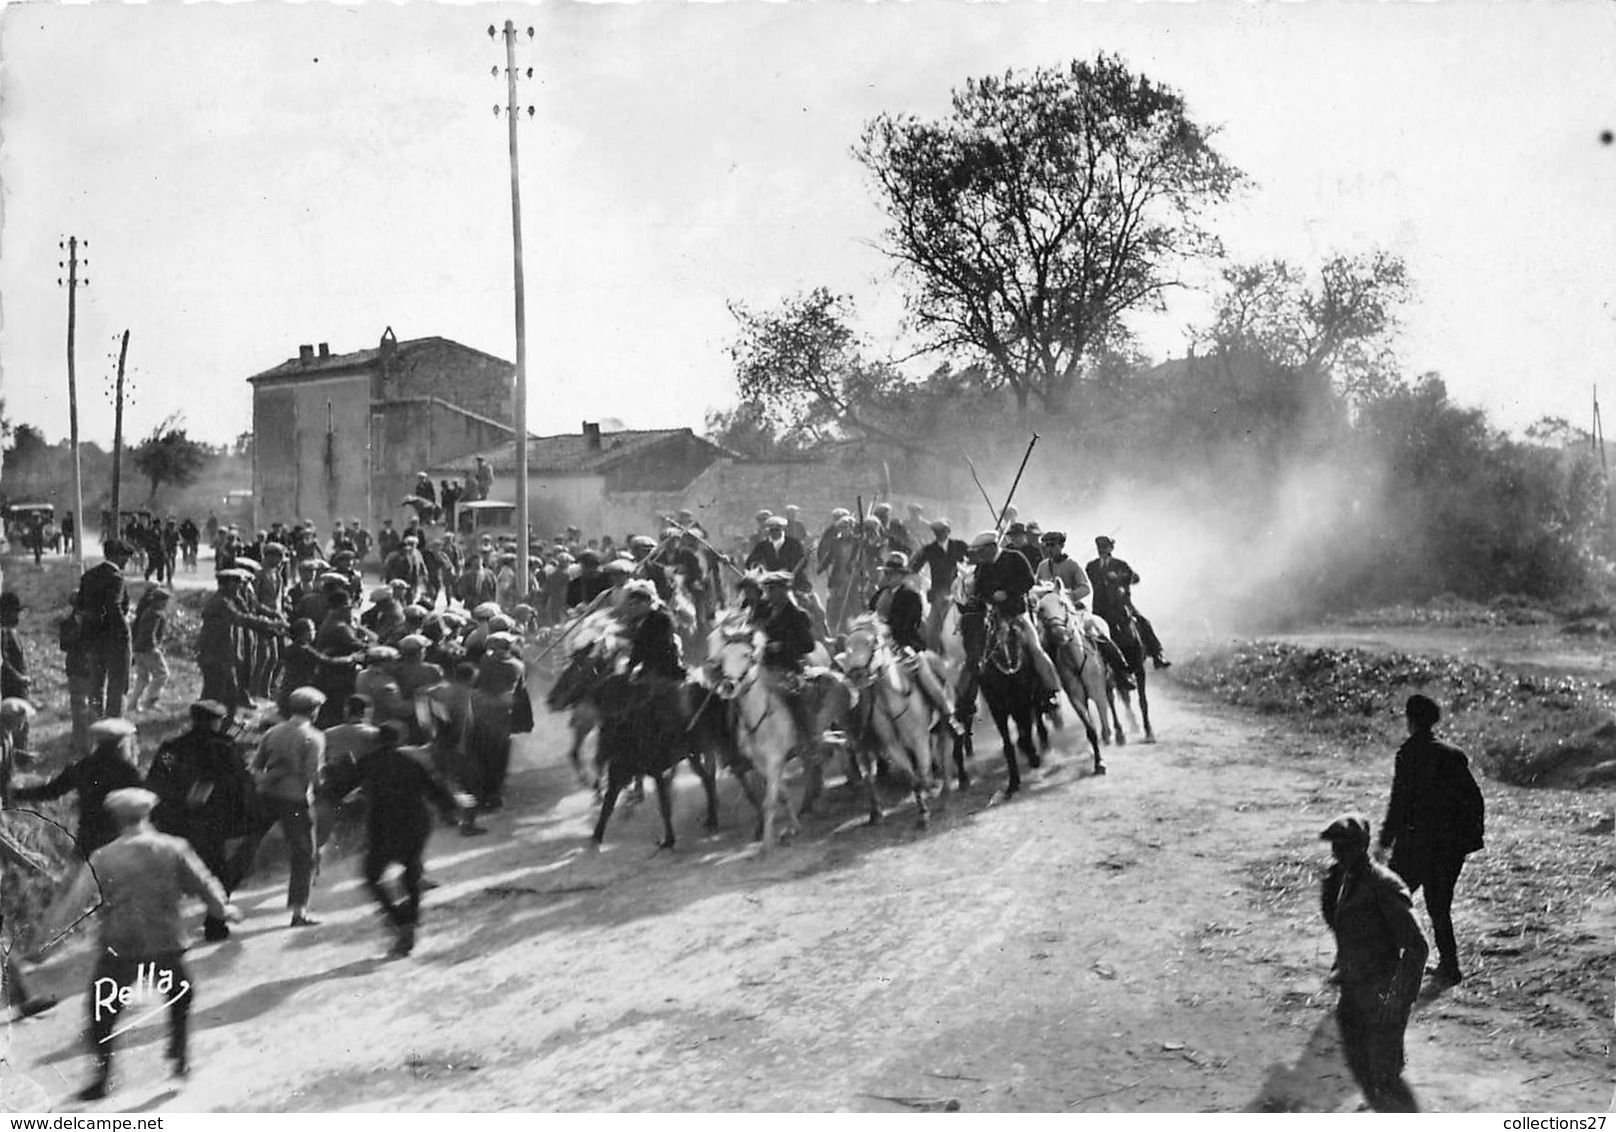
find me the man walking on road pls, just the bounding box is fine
[1320,813,1428,1112]
[1379,694,1485,985]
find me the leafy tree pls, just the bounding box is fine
[2,423,49,474]
[856,54,1242,414]
[1203,252,1411,404]
[131,414,208,506]
[726,287,921,451]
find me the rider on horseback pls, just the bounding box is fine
[964,532,1062,713]
[1037,531,1135,691]
[757,572,826,744]
[1086,536,1171,670]
[869,552,965,736]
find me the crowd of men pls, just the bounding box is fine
[0,487,1496,1112]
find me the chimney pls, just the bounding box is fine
[583,421,602,451]
[298,344,315,365]
[318,342,330,359]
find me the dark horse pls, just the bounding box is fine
[547,646,723,847]
[1102,607,1156,743]
[969,609,1051,797]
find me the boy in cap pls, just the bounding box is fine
[75,787,240,1099]
[244,687,326,927]
[126,586,172,713]
[1320,813,1427,1112]
[1380,694,1485,985]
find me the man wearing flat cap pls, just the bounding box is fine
[144,701,261,941]
[912,518,968,650]
[74,787,240,1100]
[198,570,285,712]
[1086,535,1170,670]
[244,688,327,928]
[74,538,134,721]
[1320,813,1428,1112]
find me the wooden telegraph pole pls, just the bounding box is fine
[58,237,88,575]
[110,329,130,524]
[493,21,534,599]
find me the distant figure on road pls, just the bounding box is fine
[1320,813,1428,1112]
[1379,694,1485,985]
[474,455,494,502]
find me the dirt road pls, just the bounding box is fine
[5,680,1610,1112]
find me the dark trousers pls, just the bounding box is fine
[86,951,192,1074]
[230,797,315,908]
[1336,981,1418,1111]
[187,829,235,937]
[200,661,244,711]
[953,612,986,722]
[86,644,131,720]
[1393,851,1466,972]
[1134,612,1165,659]
[365,833,428,927]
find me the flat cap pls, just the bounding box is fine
[629,535,657,550]
[104,787,159,819]
[89,717,138,744]
[233,557,262,573]
[487,614,514,632]
[1095,535,1115,549]
[189,700,229,722]
[881,552,910,572]
[397,634,429,656]
[286,687,327,714]
[369,586,394,602]
[929,518,952,531]
[486,631,516,650]
[969,531,1000,549]
[760,570,794,587]
[764,516,788,530]
[365,646,400,663]
[622,579,657,602]
[473,601,502,620]
[0,698,36,724]
[1319,813,1372,846]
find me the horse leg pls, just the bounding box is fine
[652,771,677,849]
[1137,668,1155,743]
[566,718,592,787]
[952,729,972,792]
[687,749,720,832]
[591,763,628,846]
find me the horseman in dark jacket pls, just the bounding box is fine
[968,533,1060,710]
[622,581,685,681]
[758,573,815,675]
[1379,694,1485,985]
[1085,536,1170,669]
[747,517,824,636]
[144,700,261,940]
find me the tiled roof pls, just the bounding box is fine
[436,428,732,476]
[246,336,510,383]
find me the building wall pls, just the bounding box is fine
[602,432,727,493]
[381,341,513,424]
[371,400,514,532]
[252,372,370,532]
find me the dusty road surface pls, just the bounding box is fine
[4,677,1610,1113]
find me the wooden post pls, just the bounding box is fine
[500,19,531,601]
[61,236,86,575]
[110,329,129,525]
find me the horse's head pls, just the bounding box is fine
[838,614,887,680]
[985,610,1024,675]
[1032,586,1075,644]
[704,616,762,700]
[545,613,627,711]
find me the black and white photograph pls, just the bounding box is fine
[0,0,1612,1115]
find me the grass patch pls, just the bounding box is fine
[1174,641,1616,789]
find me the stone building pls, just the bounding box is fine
[248,328,515,533]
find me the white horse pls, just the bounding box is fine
[1032,586,1108,775]
[837,614,952,827]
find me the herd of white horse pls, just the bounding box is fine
[536,582,1153,852]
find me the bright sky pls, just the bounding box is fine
[1,1,1611,448]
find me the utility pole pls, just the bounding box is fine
[110,329,130,524]
[492,21,534,599]
[57,236,88,575]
